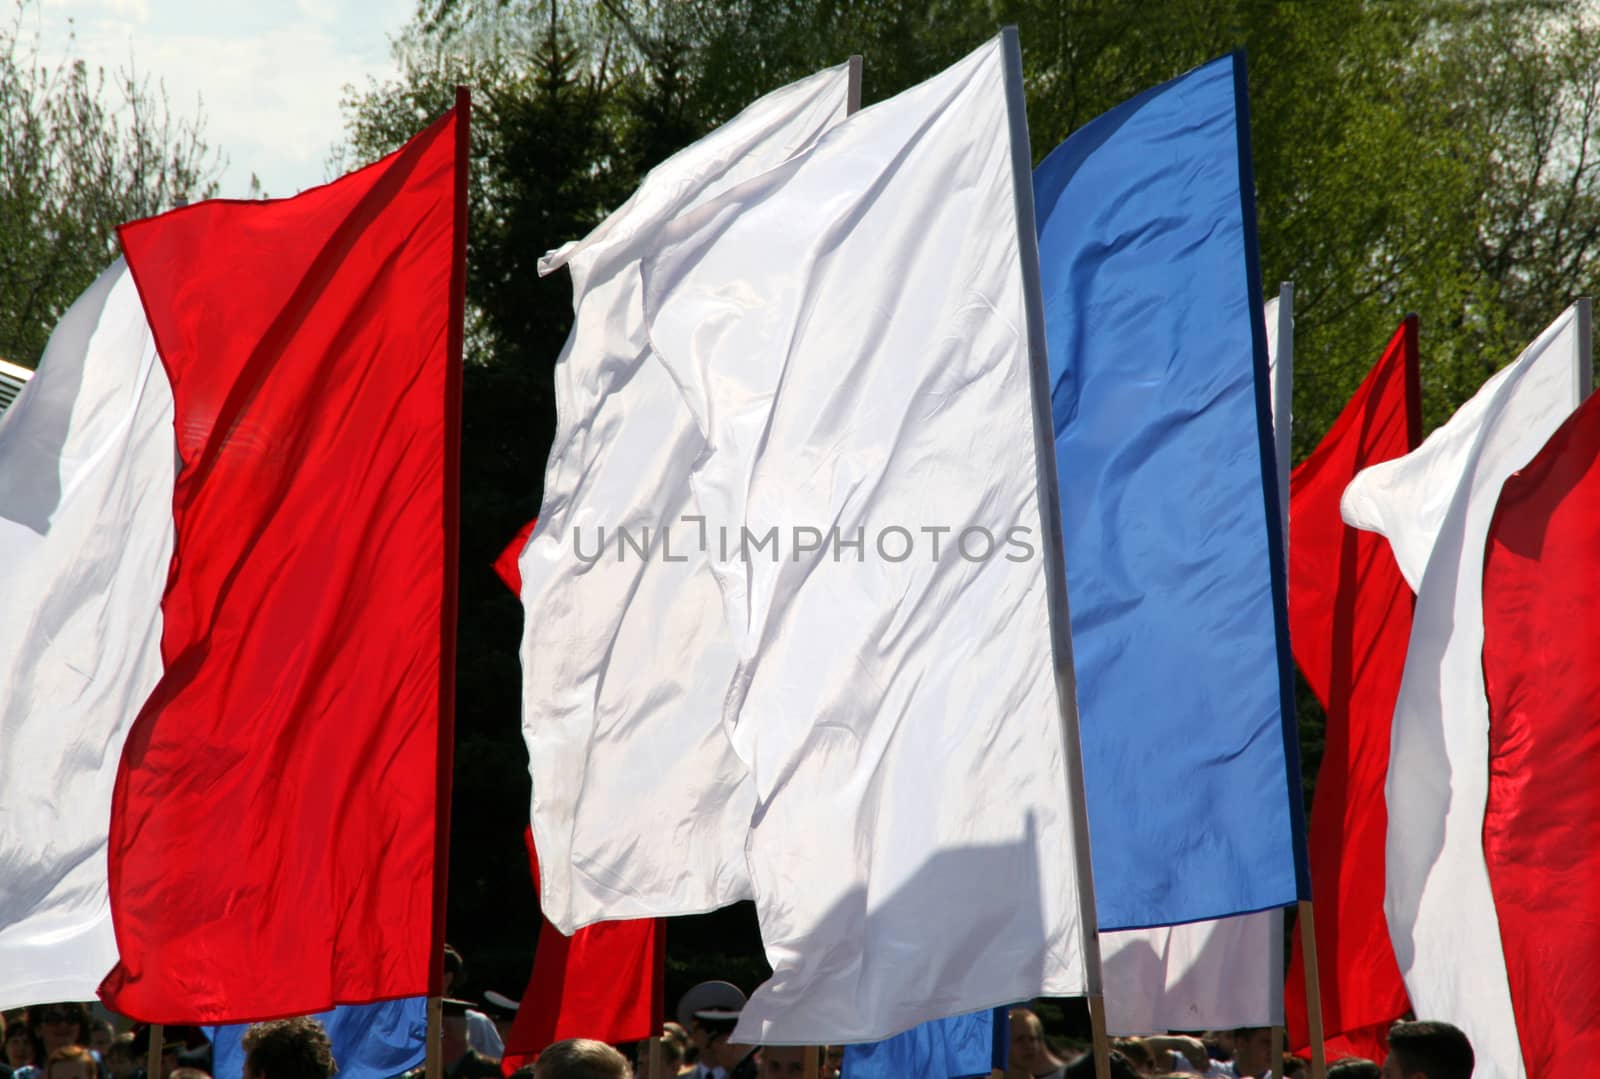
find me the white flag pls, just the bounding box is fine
[0,261,174,1009]
[521,63,853,930]
[1100,296,1291,1037]
[1341,306,1586,1079]
[639,35,1089,1044]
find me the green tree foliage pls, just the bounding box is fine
[0,2,220,365]
[334,0,1600,994]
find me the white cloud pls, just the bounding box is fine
[28,0,414,198]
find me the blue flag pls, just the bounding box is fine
[207,997,428,1079]
[1033,51,1308,931]
[841,1008,1007,1079]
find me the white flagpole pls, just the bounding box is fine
[999,25,1110,1079]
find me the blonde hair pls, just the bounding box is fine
[534,1039,630,1079]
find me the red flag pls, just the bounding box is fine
[494,518,537,594]
[501,828,663,1073]
[1284,319,1418,1054]
[1482,387,1600,1075]
[98,100,467,1021]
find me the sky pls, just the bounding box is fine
[25,0,416,198]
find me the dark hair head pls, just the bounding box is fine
[241,1018,338,1079]
[32,1004,89,1037]
[1387,1022,1473,1079]
[443,945,465,979]
[1327,1059,1380,1079]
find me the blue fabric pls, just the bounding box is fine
[841,1008,1005,1079]
[206,997,428,1079]
[1033,51,1309,931]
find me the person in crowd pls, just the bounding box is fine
[1224,1029,1275,1079]
[441,1001,502,1079]
[1065,1050,1141,1079]
[442,947,505,1061]
[1112,1039,1158,1075]
[1381,1022,1472,1079]
[1008,1008,1065,1079]
[86,1026,113,1061]
[507,1067,536,1079]
[481,994,518,1049]
[101,1038,136,1079]
[658,1025,691,1078]
[1326,1059,1379,1079]
[756,1047,804,1079]
[819,1046,842,1079]
[239,1019,336,1079]
[634,1036,683,1079]
[167,1069,210,1079]
[33,1007,89,1059]
[45,1048,96,1079]
[1280,1056,1305,1079]
[673,983,747,1079]
[532,1041,629,1079]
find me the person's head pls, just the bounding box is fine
[47,1046,99,1079]
[1231,1028,1275,1079]
[1008,1009,1050,1076]
[6,1019,39,1067]
[33,1004,90,1054]
[758,1047,804,1079]
[694,1020,748,1072]
[533,1039,630,1079]
[240,1018,338,1079]
[820,1047,842,1079]
[635,1037,683,1079]
[104,1034,138,1079]
[1328,1062,1380,1079]
[1382,1022,1472,1079]
[170,1069,213,1079]
[1112,1039,1157,1076]
[443,946,465,995]
[88,1021,115,1057]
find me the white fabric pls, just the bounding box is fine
[1101,911,1281,1035]
[0,260,173,1009]
[1100,300,1288,1037]
[520,63,852,932]
[1341,305,1584,1079]
[639,36,1088,1044]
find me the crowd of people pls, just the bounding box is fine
[0,955,1477,1079]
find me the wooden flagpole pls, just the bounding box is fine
[427,81,472,1079]
[999,25,1111,1079]
[1298,901,1326,1079]
[802,1046,819,1079]
[145,1025,165,1079]
[1271,1025,1284,1079]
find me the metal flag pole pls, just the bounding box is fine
[999,25,1111,1079]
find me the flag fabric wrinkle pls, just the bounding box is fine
[1032,51,1306,932]
[1283,319,1417,1054]
[519,64,853,933]
[637,35,1088,1045]
[1341,304,1586,1079]
[0,261,173,1010]
[98,102,464,1021]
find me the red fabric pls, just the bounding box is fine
[1283,319,1417,1055]
[494,519,537,594]
[1482,389,1600,1075]
[99,105,465,1022]
[1292,1025,1390,1064]
[501,828,663,1073]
